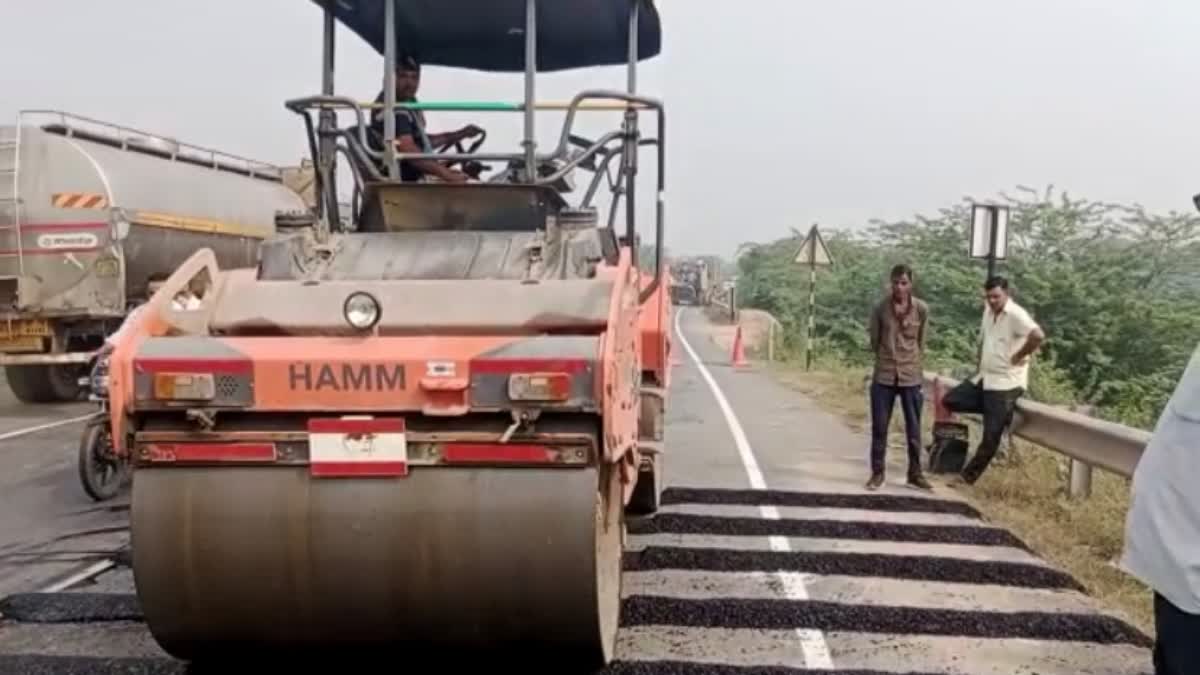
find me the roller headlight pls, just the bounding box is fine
[344,291,381,330]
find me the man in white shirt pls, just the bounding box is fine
[942,276,1045,484]
[1121,342,1200,674]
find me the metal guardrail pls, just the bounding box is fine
[920,372,1150,479]
[744,308,1151,495]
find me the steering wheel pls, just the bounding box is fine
[434,129,488,179]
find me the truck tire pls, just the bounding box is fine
[5,364,82,403]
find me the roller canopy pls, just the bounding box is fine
[311,0,662,72]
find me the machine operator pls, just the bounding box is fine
[369,55,484,183]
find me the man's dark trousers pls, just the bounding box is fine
[869,381,923,478]
[941,379,1022,483]
[1154,592,1200,675]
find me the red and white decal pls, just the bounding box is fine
[307,416,407,478]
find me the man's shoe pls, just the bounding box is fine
[865,473,885,491]
[907,474,932,490]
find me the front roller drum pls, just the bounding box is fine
[131,464,624,666]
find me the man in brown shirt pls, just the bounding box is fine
[865,264,931,491]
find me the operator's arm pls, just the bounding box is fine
[394,135,467,182]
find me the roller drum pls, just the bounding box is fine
[131,464,623,665]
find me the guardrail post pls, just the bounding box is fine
[1069,460,1093,500]
[767,319,775,362]
[1066,404,1095,499]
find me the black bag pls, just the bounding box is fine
[927,421,969,474]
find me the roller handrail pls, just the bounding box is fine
[921,372,1151,477]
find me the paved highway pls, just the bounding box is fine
[0,309,1154,673]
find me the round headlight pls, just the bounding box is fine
[343,292,381,330]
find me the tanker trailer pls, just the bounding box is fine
[0,111,309,402]
[106,0,666,667]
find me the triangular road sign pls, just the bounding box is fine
[793,224,833,266]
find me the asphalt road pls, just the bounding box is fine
[0,308,1155,673]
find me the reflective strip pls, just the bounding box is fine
[147,443,276,462]
[442,443,558,463]
[51,192,109,209]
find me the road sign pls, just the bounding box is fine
[793,224,834,266]
[794,224,833,371]
[969,203,1010,279]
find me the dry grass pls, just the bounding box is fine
[768,361,1155,637]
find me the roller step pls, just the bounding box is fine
[638,441,663,456]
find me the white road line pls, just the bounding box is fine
[673,308,836,669]
[38,559,115,593]
[0,413,93,442]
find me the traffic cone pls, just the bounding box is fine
[730,325,749,369]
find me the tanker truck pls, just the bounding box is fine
[0,111,309,402]
[106,0,666,668]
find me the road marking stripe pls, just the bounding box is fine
[673,308,835,669]
[0,414,93,442]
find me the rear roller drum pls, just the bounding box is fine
[131,462,624,667]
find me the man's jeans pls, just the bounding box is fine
[869,381,923,477]
[941,379,1023,483]
[1154,592,1200,675]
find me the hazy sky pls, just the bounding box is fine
[4,1,1200,258]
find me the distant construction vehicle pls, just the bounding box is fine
[105,0,668,668]
[0,111,309,402]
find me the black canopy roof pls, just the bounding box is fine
[312,0,662,73]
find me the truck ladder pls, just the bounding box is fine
[0,119,23,276]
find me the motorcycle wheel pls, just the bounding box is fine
[78,421,130,502]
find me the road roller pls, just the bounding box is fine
[105,0,666,667]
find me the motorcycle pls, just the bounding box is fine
[77,353,131,501]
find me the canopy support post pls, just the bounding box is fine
[318,8,337,229]
[383,0,399,179]
[623,0,640,262]
[522,0,537,182]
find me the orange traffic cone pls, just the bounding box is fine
[730,325,749,369]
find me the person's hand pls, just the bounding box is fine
[440,169,470,183]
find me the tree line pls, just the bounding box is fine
[733,185,1200,430]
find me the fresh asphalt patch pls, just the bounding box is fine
[628,513,1029,550]
[625,546,1086,591]
[0,592,141,623]
[621,596,1153,647]
[661,487,983,519]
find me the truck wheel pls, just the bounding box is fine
[5,364,82,403]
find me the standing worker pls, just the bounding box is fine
[865,264,932,491]
[1121,342,1200,675]
[943,275,1044,485]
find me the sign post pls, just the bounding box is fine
[793,224,834,371]
[969,203,1010,279]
